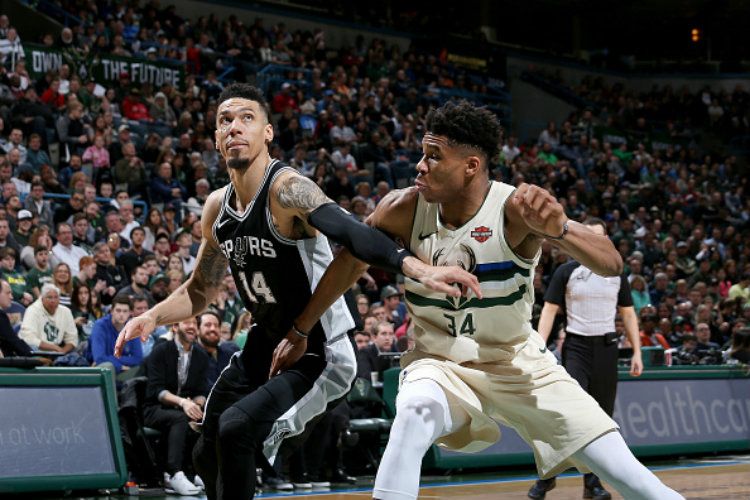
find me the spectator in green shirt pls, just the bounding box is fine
[26,245,53,299]
[0,247,32,306]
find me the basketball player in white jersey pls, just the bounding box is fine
[356,101,683,500]
[114,84,480,500]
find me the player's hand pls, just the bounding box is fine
[630,351,643,377]
[269,331,307,378]
[404,257,482,299]
[115,314,156,357]
[512,183,567,239]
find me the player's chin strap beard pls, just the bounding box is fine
[226,157,251,170]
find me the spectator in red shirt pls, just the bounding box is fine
[122,88,152,121]
[271,82,297,113]
[40,77,65,110]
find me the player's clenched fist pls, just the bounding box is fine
[512,183,567,239]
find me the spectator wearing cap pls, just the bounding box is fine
[148,272,170,303]
[122,87,152,122]
[728,273,750,303]
[272,82,297,113]
[109,124,132,165]
[0,247,31,305]
[150,162,186,206]
[13,209,33,247]
[675,241,696,278]
[378,284,407,329]
[19,283,77,353]
[23,181,54,229]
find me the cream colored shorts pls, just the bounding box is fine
[399,331,618,478]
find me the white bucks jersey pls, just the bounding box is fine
[404,181,539,365]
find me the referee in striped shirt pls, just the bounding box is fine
[528,218,643,500]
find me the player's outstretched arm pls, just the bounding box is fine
[508,183,623,276]
[271,172,481,298]
[115,191,227,357]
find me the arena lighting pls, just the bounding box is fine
[691,28,700,42]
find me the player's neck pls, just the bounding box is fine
[438,178,491,229]
[228,152,272,210]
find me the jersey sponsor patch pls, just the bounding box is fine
[471,226,493,243]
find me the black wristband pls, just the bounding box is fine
[545,221,569,241]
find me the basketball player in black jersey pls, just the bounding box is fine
[115,83,480,500]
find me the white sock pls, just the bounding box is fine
[372,379,467,500]
[573,431,684,499]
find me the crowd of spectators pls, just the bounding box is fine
[511,73,750,366]
[0,0,749,491]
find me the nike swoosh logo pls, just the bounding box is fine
[418,231,437,240]
[216,217,231,229]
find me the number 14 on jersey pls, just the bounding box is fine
[238,271,277,303]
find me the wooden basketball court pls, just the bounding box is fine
[252,455,750,500]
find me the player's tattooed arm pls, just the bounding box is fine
[276,174,332,214]
[192,241,228,289]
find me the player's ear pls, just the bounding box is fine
[465,154,481,177]
[264,122,274,144]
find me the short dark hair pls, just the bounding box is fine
[112,294,132,309]
[217,83,271,121]
[583,217,608,235]
[425,100,501,166]
[130,226,145,238]
[198,310,222,326]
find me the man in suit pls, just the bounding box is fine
[144,316,209,495]
[356,320,397,382]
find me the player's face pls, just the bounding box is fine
[415,134,475,203]
[215,98,273,171]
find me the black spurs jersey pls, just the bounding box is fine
[211,160,356,354]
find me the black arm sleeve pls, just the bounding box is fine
[308,202,412,274]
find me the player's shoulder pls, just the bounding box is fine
[375,187,419,215]
[202,186,229,225]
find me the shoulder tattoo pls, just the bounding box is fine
[276,174,330,211]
